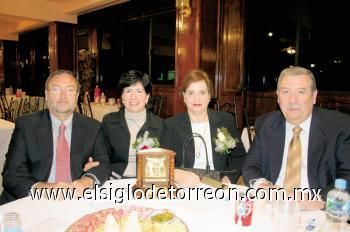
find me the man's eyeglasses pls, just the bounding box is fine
[48,86,77,95]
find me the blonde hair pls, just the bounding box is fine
[180,69,213,95]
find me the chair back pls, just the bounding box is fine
[80,94,93,118]
[149,95,164,116]
[220,100,238,128]
[209,97,220,111]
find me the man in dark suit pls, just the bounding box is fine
[0,70,110,204]
[243,66,350,210]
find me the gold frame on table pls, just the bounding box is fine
[133,148,176,194]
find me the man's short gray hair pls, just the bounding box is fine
[45,70,80,91]
[277,66,317,92]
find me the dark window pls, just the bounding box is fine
[245,0,349,91]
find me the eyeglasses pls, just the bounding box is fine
[48,85,77,95]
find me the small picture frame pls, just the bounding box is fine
[134,148,176,190]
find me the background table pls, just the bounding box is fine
[90,103,119,122]
[1,179,346,232]
[0,119,15,193]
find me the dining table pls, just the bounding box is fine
[90,103,120,122]
[0,178,347,232]
[0,119,15,194]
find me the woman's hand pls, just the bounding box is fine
[221,176,231,185]
[83,157,100,172]
[174,169,201,187]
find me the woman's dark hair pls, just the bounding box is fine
[118,70,152,95]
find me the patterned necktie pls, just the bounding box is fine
[55,123,71,182]
[284,125,302,193]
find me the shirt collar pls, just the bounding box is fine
[286,114,312,133]
[50,113,73,131]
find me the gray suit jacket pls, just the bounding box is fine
[0,109,110,204]
[243,107,350,197]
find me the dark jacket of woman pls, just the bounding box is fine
[102,109,164,178]
[161,109,246,183]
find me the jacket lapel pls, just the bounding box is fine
[139,110,161,135]
[36,110,54,179]
[70,113,85,180]
[109,109,130,156]
[178,113,195,167]
[269,113,286,183]
[307,109,327,188]
[208,109,226,170]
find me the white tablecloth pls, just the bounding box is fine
[0,179,346,232]
[0,119,15,193]
[90,103,119,122]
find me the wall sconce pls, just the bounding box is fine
[177,0,191,33]
[176,0,191,17]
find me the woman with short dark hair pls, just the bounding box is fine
[85,70,163,178]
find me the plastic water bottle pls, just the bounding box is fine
[326,179,350,223]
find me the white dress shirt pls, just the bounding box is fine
[191,122,215,170]
[275,115,312,189]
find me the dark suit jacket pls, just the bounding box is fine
[243,107,350,197]
[101,109,164,177]
[161,109,246,183]
[0,109,110,204]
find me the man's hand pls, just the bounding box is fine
[33,182,71,200]
[71,176,94,198]
[83,157,100,172]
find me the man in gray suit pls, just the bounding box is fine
[1,70,110,204]
[243,66,350,210]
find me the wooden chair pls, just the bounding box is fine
[209,97,220,111]
[149,95,164,117]
[80,94,93,118]
[220,99,238,128]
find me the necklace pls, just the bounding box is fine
[193,122,209,158]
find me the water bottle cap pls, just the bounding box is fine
[335,179,347,189]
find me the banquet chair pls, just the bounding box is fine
[80,94,93,118]
[28,96,41,113]
[0,96,7,119]
[0,96,9,118]
[21,98,31,115]
[220,101,238,129]
[0,96,11,120]
[149,95,164,117]
[7,100,19,122]
[209,97,220,111]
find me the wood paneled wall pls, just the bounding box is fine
[49,22,76,72]
[245,91,350,125]
[174,0,200,115]
[216,0,245,129]
[153,84,175,118]
[173,0,245,126]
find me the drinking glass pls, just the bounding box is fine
[0,212,22,232]
[272,200,301,232]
